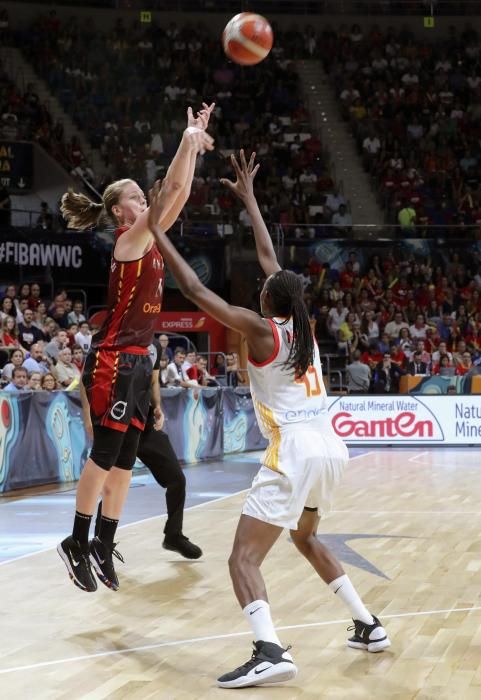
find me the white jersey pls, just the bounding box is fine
[248,317,328,439]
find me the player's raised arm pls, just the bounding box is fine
[158,102,215,231]
[147,180,270,348]
[220,149,281,277]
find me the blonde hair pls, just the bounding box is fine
[60,178,135,230]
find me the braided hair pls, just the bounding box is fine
[266,270,314,377]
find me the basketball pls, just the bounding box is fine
[222,13,273,66]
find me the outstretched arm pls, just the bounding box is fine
[220,150,281,277]
[147,181,273,360]
[160,102,215,230]
[116,103,215,258]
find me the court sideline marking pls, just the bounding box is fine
[1,605,480,676]
[0,451,374,567]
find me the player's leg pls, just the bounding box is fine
[217,464,299,693]
[57,426,125,592]
[218,514,296,689]
[290,507,390,652]
[90,425,141,590]
[137,429,202,558]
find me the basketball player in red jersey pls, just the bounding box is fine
[148,152,390,689]
[57,103,215,592]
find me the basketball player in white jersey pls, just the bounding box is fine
[148,153,390,689]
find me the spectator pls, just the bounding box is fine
[1,316,21,349]
[331,203,353,234]
[159,356,169,387]
[456,350,473,376]
[36,202,54,231]
[53,347,81,388]
[328,299,349,337]
[211,353,226,380]
[398,201,416,235]
[372,352,404,393]
[158,333,174,362]
[72,344,85,372]
[196,355,218,387]
[432,353,454,376]
[453,339,468,366]
[1,348,25,384]
[432,341,453,364]
[23,343,48,374]
[0,296,16,321]
[165,349,198,388]
[40,372,58,391]
[409,314,429,340]
[407,351,429,376]
[226,352,246,387]
[67,300,86,326]
[3,366,28,392]
[17,308,45,351]
[74,320,92,355]
[346,349,371,394]
[385,311,409,341]
[44,329,69,364]
[27,371,42,391]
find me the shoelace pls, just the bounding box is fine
[236,642,293,673]
[111,545,124,564]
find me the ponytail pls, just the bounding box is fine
[60,191,104,230]
[266,270,314,378]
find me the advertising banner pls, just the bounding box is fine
[327,395,481,445]
[161,386,224,464]
[2,390,480,493]
[222,387,268,454]
[0,141,33,192]
[0,391,87,492]
[0,230,111,283]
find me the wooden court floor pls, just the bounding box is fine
[2,448,481,699]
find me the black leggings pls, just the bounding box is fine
[96,429,186,537]
[137,428,186,537]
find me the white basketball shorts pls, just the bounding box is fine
[242,420,349,530]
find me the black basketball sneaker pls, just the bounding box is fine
[347,615,391,652]
[163,534,202,559]
[217,641,297,689]
[57,536,97,592]
[89,536,124,591]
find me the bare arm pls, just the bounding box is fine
[221,150,281,277]
[116,103,215,258]
[147,181,274,362]
[150,368,165,430]
[79,377,93,439]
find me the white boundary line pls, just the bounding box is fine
[0,451,373,567]
[1,605,481,676]
[408,451,429,463]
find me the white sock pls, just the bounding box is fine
[243,599,283,646]
[328,575,374,625]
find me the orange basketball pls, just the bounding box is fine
[222,13,273,66]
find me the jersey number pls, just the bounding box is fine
[295,366,321,397]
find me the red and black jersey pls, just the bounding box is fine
[92,226,165,352]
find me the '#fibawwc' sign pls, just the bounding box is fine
[327,396,445,443]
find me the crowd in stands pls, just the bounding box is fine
[0,282,91,391]
[322,22,481,235]
[0,281,245,392]
[302,246,481,393]
[4,11,481,237]
[11,12,343,231]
